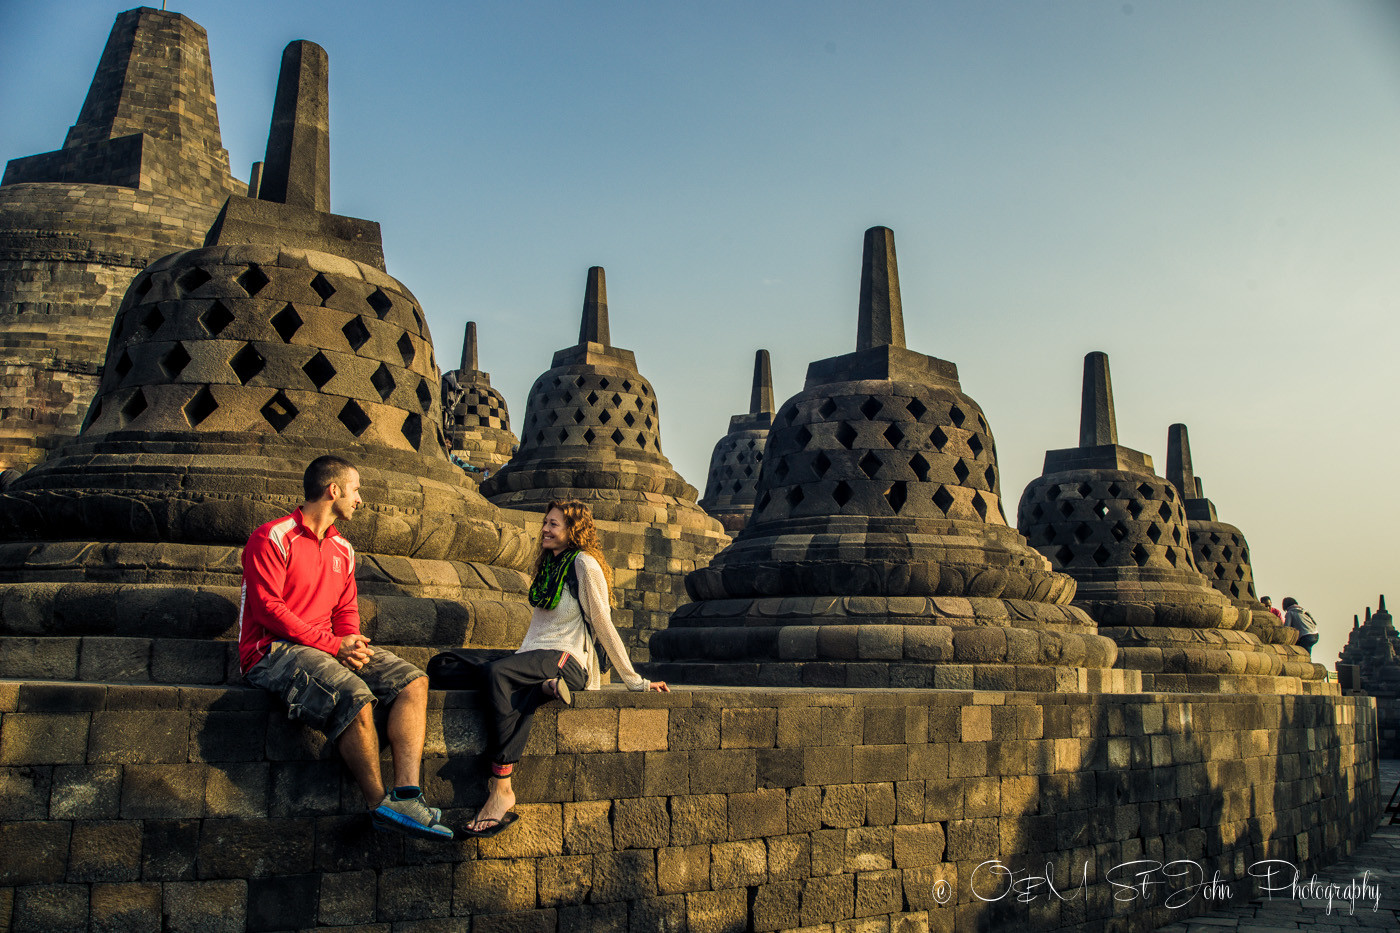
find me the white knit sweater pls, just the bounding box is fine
[517,552,650,691]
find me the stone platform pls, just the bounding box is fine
[0,680,1379,933]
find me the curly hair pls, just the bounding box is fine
[533,499,614,599]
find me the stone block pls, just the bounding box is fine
[196,817,315,878]
[721,708,776,748]
[246,874,318,931]
[822,785,864,829]
[788,785,821,833]
[162,880,246,933]
[67,821,141,882]
[845,826,893,871]
[537,855,592,907]
[574,752,642,800]
[592,849,657,902]
[804,746,853,785]
[854,869,903,919]
[558,902,627,933]
[203,762,268,818]
[686,888,747,933]
[854,745,907,783]
[628,895,687,933]
[688,749,756,794]
[668,708,720,750]
[947,742,987,779]
[88,711,189,763]
[642,750,689,796]
[618,709,668,752]
[778,707,822,748]
[945,817,999,861]
[0,765,51,819]
[189,712,265,762]
[711,838,767,888]
[557,709,618,754]
[658,844,710,895]
[866,783,896,826]
[0,713,89,764]
[512,753,575,804]
[378,863,452,922]
[893,824,945,868]
[78,637,152,681]
[139,820,200,880]
[671,794,729,846]
[89,882,162,933]
[453,858,536,915]
[810,827,846,876]
[729,787,787,839]
[752,880,801,932]
[12,883,87,933]
[152,639,230,684]
[479,803,564,859]
[120,764,206,818]
[0,820,70,884]
[319,870,377,926]
[757,747,804,788]
[562,800,612,855]
[614,796,669,849]
[800,873,855,925]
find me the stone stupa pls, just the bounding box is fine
[1016,353,1327,692]
[648,227,1131,692]
[0,7,248,472]
[441,321,518,481]
[698,349,775,534]
[0,38,533,684]
[481,267,728,658]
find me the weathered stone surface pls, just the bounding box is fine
[650,228,1123,690]
[1016,354,1326,693]
[442,321,518,481]
[699,349,776,535]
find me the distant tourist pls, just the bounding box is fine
[1282,597,1320,655]
[465,499,668,837]
[239,456,452,840]
[1261,595,1284,623]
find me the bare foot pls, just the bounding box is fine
[468,780,516,832]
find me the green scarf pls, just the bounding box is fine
[529,548,579,610]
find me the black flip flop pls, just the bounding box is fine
[463,811,518,838]
[549,676,573,706]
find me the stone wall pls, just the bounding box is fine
[0,682,1379,933]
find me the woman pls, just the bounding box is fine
[465,499,668,836]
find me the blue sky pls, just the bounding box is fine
[3,1,1398,666]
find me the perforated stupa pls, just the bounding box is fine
[699,349,776,534]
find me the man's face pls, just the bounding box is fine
[329,468,362,522]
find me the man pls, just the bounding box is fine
[1261,595,1284,623]
[1281,596,1320,656]
[239,456,451,840]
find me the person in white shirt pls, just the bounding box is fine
[464,499,668,836]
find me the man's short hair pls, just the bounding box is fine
[304,456,355,501]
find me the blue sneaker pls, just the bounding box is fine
[372,788,453,841]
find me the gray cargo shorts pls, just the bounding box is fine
[245,640,425,740]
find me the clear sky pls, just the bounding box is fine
[3,1,1397,670]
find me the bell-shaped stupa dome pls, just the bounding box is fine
[442,321,518,481]
[699,349,775,534]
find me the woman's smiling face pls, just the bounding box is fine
[541,508,569,555]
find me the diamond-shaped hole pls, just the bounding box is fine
[1111,522,1128,542]
[953,460,970,483]
[119,389,147,425]
[1055,546,1075,566]
[930,426,948,451]
[1092,545,1111,566]
[1127,500,1144,519]
[271,303,303,343]
[1165,547,1179,567]
[984,465,996,488]
[311,272,336,303]
[237,264,270,296]
[178,267,211,294]
[612,393,623,407]
[611,428,625,445]
[907,398,927,420]
[1107,483,1122,497]
[786,486,805,509]
[819,398,838,419]
[910,453,930,483]
[1131,544,1150,566]
[967,434,983,457]
[1159,502,1172,521]
[303,352,336,389]
[775,459,791,481]
[860,397,881,420]
[229,343,265,385]
[932,485,955,514]
[184,386,218,427]
[795,425,813,448]
[201,300,234,336]
[1073,523,1091,543]
[114,351,133,378]
[573,409,585,424]
[780,405,798,426]
[884,423,904,448]
[134,276,154,298]
[416,378,432,411]
[624,412,636,427]
[260,390,299,433]
[1137,482,1155,499]
[587,391,599,406]
[338,399,372,437]
[599,410,611,424]
[832,481,854,507]
[1031,503,1045,521]
[884,481,908,514]
[367,288,392,319]
[858,452,881,479]
[142,306,165,334]
[342,317,371,351]
[583,428,597,444]
[397,334,416,367]
[161,343,191,379]
[370,363,396,401]
[402,412,422,449]
[1058,500,1075,519]
[835,423,857,449]
[1093,501,1108,518]
[1077,482,1093,498]
[972,491,989,521]
[949,406,966,427]
[1146,524,1162,544]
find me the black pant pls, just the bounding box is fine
[484,649,587,768]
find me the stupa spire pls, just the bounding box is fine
[750,349,774,415]
[1166,423,1196,500]
[579,266,610,346]
[1079,351,1117,447]
[461,321,479,372]
[258,40,330,211]
[856,226,905,350]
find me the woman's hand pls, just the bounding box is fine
[647,681,670,693]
